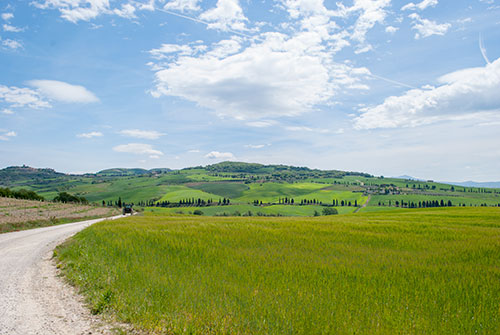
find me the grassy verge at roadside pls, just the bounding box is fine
[56,207,500,334]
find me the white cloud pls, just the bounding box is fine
[3,24,24,32]
[385,25,398,34]
[341,0,392,53]
[0,85,50,109]
[150,32,370,120]
[119,129,165,140]
[113,3,136,19]
[245,120,277,128]
[113,143,164,156]
[408,13,450,39]
[199,0,249,32]
[1,38,22,50]
[1,13,14,21]
[149,43,194,59]
[245,144,268,149]
[0,130,17,141]
[77,131,103,138]
[1,109,14,115]
[354,57,500,129]
[205,151,235,159]
[402,0,438,11]
[27,80,99,103]
[164,0,201,12]
[32,0,144,23]
[32,0,111,23]
[285,126,330,133]
[188,149,200,153]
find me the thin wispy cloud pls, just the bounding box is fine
[77,131,103,139]
[408,13,451,39]
[119,129,165,140]
[113,143,164,156]
[27,80,99,103]
[205,151,235,160]
[0,130,16,141]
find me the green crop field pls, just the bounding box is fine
[146,204,356,216]
[56,207,500,334]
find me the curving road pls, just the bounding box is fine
[0,216,123,335]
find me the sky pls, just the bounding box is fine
[0,0,499,181]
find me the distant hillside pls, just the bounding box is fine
[1,163,499,212]
[96,168,150,176]
[0,165,66,184]
[96,168,172,176]
[204,161,371,177]
[443,181,500,189]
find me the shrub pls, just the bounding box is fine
[322,207,338,216]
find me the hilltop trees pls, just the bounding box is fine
[0,187,44,201]
[53,192,88,204]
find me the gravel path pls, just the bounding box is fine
[0,216,123,335]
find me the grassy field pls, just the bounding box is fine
[146,204,356,216]
[0,197,119,233]
[56,207,500,334]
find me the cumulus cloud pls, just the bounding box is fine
[77,131,103,138]
[27,80,99,103]
[408,13,450,39]
[1,108,14,114]
[1,38,22,50]
[113,143,164,156]
[113,3,136,19]
[205,151,235,159]
[402,0,438,11]
[199,0,249,32]
[3,24,24,32]
[1,13,14,21]
[119,129,165,140]
[0,85,50,109]
[32,0,111,23]
[150,32,370,120]
[0,130,17,141]
[354,57,500,129]
[32,0,145,23]
[164,0,201,12]
[385,25,398,34]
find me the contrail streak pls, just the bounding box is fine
[479,33,491,65]
[369,73,420,90]
[157,8,254,39]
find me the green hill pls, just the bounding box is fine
[1,162,498,216]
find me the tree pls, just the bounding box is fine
[118,197,122,208]
[322,207,338,215]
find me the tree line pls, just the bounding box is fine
[0,187,44,201]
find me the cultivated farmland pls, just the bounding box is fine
[56,207,500,334]
[0,197,119,233]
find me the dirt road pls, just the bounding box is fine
[0,216,122,335]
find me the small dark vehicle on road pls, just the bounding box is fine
[122,205,133,215]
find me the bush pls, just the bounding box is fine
[193,209,204,215]
[53,192,88,204]
[322,207,338,216]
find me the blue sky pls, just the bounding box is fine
[0,0,499,181]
